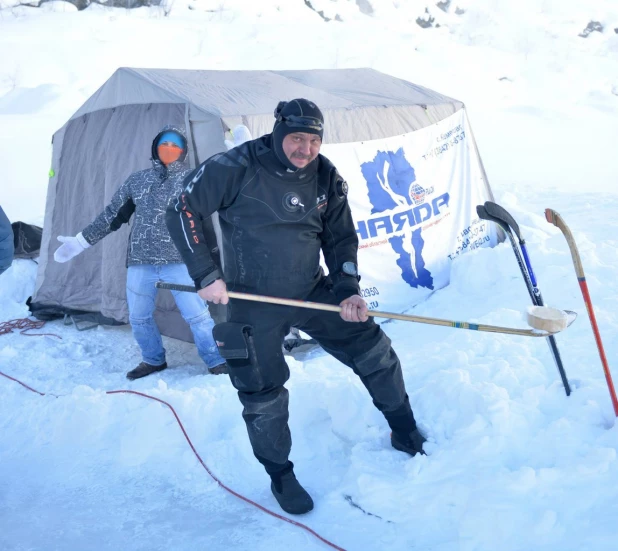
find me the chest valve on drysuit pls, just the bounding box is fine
[282,192,305,213]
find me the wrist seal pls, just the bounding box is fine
[195,268,222,291]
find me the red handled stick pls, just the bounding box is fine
[545,208,618,416]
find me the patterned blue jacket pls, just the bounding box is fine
[81,126,192,266]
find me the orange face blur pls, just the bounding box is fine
[281,132,322,169]
[157,143,183,165]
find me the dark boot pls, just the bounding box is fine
[208,363,229,375]
[382,396,427,456]
[270,463,314,515]
[126,361,167,380]
[391,428,427,457]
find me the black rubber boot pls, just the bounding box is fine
[208,363,229,375]
[270,463,314,515]
[126,361,168,380]
[382,396,427,456]
[391,428,427,457]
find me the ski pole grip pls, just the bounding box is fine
[155,281,196,293]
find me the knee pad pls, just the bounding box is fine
[353,331,394,377]
[213,322,264,392]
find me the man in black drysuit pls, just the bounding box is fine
[166,99,426,515]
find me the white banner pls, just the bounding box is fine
[321,109,498,314]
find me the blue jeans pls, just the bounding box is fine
[126,264,224,368]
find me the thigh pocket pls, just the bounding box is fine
[213,322,264,392]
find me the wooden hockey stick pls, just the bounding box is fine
[155,282,576,338]
[545,208,618,416]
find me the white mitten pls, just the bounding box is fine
[54,232,91,263]
[224,125,253,150]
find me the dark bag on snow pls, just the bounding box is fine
[12,221,43,259]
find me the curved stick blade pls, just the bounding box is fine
[564,310,578,329]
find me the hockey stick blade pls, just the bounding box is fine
[477,204,537,303]
[155,282,574,337]
[477,204,506,228]
[484,201,522,241]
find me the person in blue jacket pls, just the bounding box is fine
[54,126,226,380]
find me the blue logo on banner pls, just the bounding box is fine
[359,148,446,290]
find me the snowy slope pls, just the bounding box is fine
[1,2,618,550]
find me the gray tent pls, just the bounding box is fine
[32,67,493,341]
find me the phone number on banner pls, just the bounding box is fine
[422,131,466,161]
[360,286,380,310]
[447,222,489,260]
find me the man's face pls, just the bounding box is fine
[282,132,322,169]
